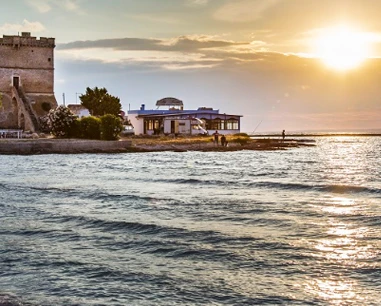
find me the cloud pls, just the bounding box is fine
[26,0,82,14]
[213,0,281,22]
[0,19,45,34]
[57,35,247,53]
[129,14,180,25]
[54,35,241,71]
[56,33,381,75]
[59,0,80,11]
[186,0,209,7]
[55,33,325,72]
[25,0,52,13]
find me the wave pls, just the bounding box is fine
[318,184,381,194]
[253,181,381,195]
[0,293,34,306]
[146,177,230,186]
[56,214,168,235]
[85,191,160,203]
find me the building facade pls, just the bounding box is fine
[128,97,242,135]
[67,104,90,118]
[0,32,57,131]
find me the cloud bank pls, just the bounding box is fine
[0,20,45,34]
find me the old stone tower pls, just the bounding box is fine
[0,32,57,132]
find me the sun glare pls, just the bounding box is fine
[314,26,370,71]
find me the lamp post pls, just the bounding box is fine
[76,92,81,104]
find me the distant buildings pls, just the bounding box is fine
[128,97,242,135]
[67,104,90,118]
[0,32,57,131]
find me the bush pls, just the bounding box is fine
[69,119,81,138]
[79,116,101,139]
[233,132,249,137]
[100,114,123,140]
[233,137,249,146]
[47,106,77,138]
[38,115,51,133]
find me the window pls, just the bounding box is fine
[145,119,160,130]
[210,118,222,130]
[226,119,239,130]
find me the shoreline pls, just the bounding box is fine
[0,137,314,155]
[130,139,315,153]
[250,133,381,137]
[0,139,133,155]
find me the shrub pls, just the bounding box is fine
[69,119,81,138]
[233,137,249,146]
[79,116,101,139]
[234,132,249,137]
[100,114,123,140]
[47,106,77,138]
[38,115,51,133]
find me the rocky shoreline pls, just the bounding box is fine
[0,137,315,155]
[130,138,315,153]
[0,139,132,155]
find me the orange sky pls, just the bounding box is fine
[2,0,381,132]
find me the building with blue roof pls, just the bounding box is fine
[127,97,242,135]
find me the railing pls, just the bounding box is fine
[15,87,39,131]
[0,129,23,138]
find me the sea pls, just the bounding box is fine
[0,136,380,306]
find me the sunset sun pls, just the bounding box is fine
[314,26,370,71]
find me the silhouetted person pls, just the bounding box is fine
[221,134,226,147]
[282,130,285,141]
[213,131,219,145]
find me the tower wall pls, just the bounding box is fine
[0,32,57,131]
[0,33,55,94]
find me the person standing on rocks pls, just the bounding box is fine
[213,131,219,146]
[221,134,226,147]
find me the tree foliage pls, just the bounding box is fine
[47,106,77,138]
[38,115,51,133]
[100,114,123,140]
[79,116,101,139]
[80,87,121,117]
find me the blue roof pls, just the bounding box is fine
[128,108,220,116]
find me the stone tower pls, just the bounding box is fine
[0,32,57,132]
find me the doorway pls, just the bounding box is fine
[13,76,20,89]
[170,120,179,134]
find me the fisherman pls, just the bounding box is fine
[282,130,286,141]
[213,130,219,145]
[221,134,226,147]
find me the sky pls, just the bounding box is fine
[2,0,381,133]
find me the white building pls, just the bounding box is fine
[67,104,90,118]
[128,97,242,135]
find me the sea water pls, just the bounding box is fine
[0,136,380,305]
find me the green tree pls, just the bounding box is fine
[80,87,122,117]
[100,114,123,140]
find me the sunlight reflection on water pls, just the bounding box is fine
[0,136,380,305]
[307,184,379,304]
